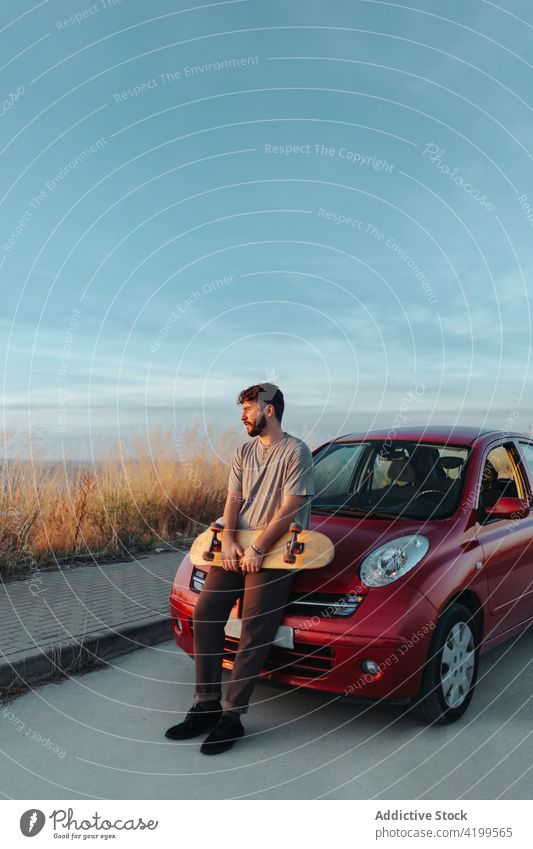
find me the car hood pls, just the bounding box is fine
[291,511,445,594]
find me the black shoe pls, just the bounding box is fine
[165,701,222,740]
[200,712,245,755]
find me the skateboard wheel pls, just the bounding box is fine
[289,523,302,533]
[283,553,296,564]
[209,522,224,532]
[202,551,215,561]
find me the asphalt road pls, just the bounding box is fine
[1,631,531,800]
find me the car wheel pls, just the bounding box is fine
[410,603,480,724]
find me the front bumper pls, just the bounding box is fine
[170,557,438,701]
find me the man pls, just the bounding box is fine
[165,383,315,754]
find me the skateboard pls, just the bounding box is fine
[189,522,335,570]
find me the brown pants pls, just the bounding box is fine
[193,566,295,713]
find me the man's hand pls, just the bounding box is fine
[240,546,264,573]
[221,536,244,571]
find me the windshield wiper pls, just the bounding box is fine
[311,504,395,519]
[310,504,345,515]
[336,507,397,519]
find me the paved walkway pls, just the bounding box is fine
[0,548,188,690]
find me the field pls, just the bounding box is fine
[2,424,530,578]
[0,424,238,577]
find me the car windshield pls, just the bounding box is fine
[312,440,471,520]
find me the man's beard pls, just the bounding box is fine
[246,413,267,437]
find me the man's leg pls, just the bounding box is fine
[193,566,244,703]
[222,568,295,713]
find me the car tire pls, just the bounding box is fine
[410,603,480,724]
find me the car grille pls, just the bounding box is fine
[223,634,334,679]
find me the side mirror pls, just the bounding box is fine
[483,496,530,521]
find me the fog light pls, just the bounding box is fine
[361,659,381,675]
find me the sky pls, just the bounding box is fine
[1,0,533,458]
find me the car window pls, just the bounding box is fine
[517,442,533,493]
[478,444,525,510]
[312,440,470,519]
[313,443,365,502]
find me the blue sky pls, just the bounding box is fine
[1,0,532,458]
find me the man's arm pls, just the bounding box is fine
[239,494,305,572]
[222,489,243,540]
[219,445,245,570]
[220,490,245,571]
[252,494,305,553]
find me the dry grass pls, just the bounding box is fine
[0,424,239,577]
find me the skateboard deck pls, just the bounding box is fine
[190,523,335,570]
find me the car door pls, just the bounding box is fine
[475,441,533,639]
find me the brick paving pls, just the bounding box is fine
[0,548,188,689]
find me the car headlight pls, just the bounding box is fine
[359,535,430,587]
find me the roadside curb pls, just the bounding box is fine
[0,614,173,692]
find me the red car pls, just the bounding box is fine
[170,426,533,723]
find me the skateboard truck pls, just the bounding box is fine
[202,522,224,561]
[284,523,304,564]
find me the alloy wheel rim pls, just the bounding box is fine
[440,621,475,709]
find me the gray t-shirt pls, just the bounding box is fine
[216,432,315,531]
